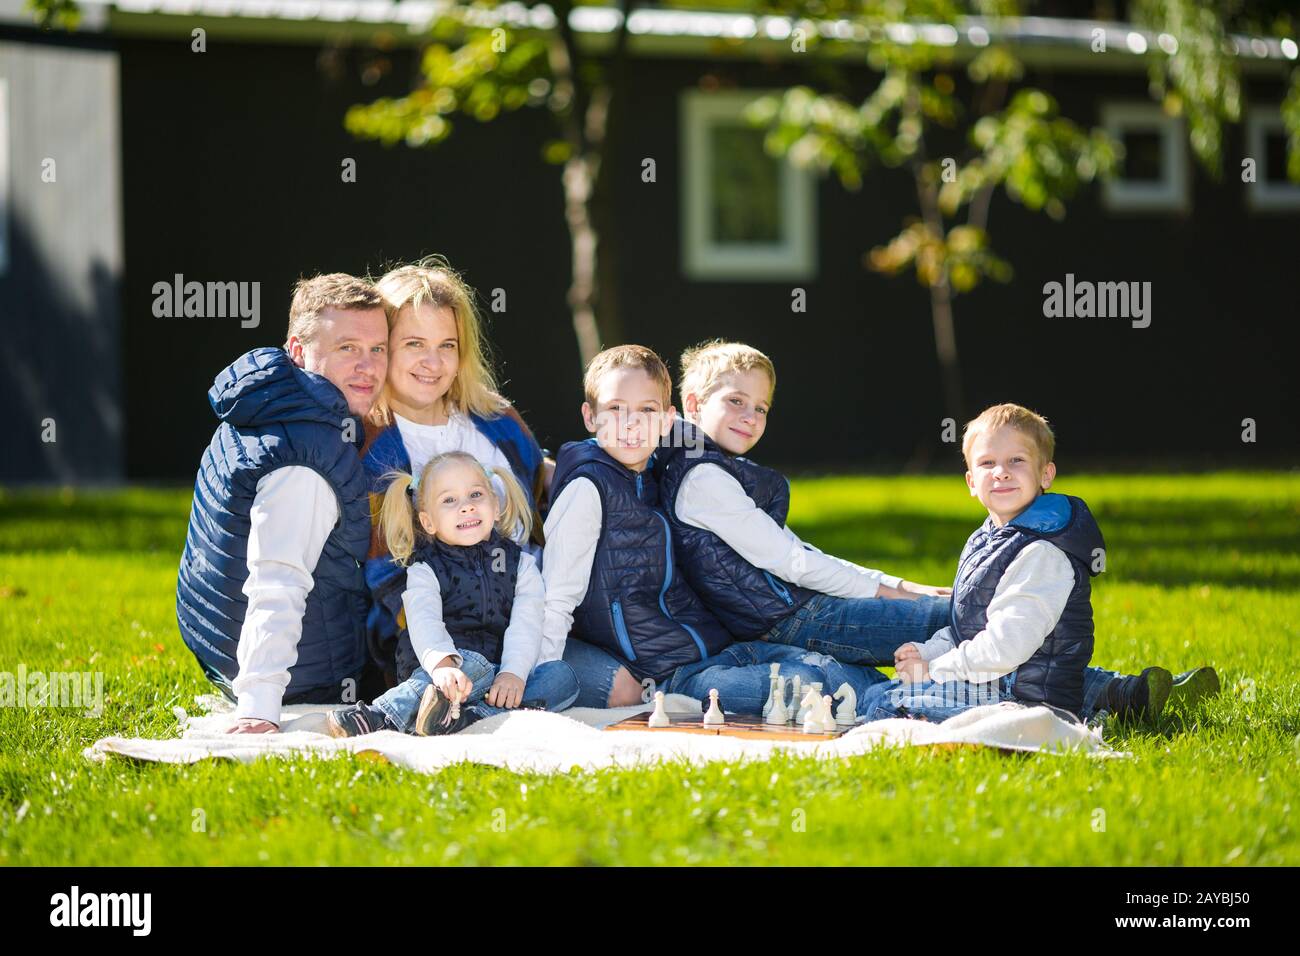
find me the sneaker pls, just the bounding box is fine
[1168,666,1220,710]
[414,685,484,736]
[1106,666,1173,724]
[326,703,392,738]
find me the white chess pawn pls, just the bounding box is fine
[821,694,837,732]
[647,690,670,728]
[765,676,789,724]
[703,688,725,726]
[761,663,781,718]
[833,682,858,726]
[790,676,804,722]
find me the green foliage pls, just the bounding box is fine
[25,0,80,30]
[1,475,1297,865]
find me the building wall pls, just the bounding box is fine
[0,32,124,482]
[94,37,1300,479]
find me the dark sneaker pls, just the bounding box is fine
[415,685,484,736]
[326,703,392,738]
[1106,666,1173,723]
[1168,666,1220,710]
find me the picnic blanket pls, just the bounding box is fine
[84,693,1122,774]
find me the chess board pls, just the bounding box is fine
[604,710,856,742]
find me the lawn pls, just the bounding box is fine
[1,473,1297,866]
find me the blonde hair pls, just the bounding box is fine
[377,451,533,566]
[583,344,672,408]
[961,403,1056,469]
[284,273,384,349]
[678,339,776,407]
[370,256,507,426]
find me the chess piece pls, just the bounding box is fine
[648,691,670,728]
[789,676,804,722]
[703,688,725,726]
[761,663,781,718]
[833,682,858,726]
[821,694,837,732]
[798,688,821,732]
[765,676,789,724]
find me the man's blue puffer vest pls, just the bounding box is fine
[951,493,1104,716]
[386,532,521,682]
[176,348,372,699]
[362,408,543,673]
[656,419,817,639]
[551,439,732,683]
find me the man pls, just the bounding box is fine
[176,274,389,733]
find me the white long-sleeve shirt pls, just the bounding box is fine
[538,477,603,663]
[232,466,338,724]
[402,550,545,680]
[674,463,902,598]
[913,540,1074,684]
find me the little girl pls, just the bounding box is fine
[328,451,579,736]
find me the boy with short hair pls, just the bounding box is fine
[541,344,879,712]
[660,342,1218,723]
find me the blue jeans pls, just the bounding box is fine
[766,594,1123,722]
[371,650,580,733]
[860,670,1018,722]
[561,638,888,718]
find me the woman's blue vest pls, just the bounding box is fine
[363,408,543,672]
[387,532,521,682]
[175,348,372,698]
[951,493,1104,716]
[551,439,733,683]
[656,420,818,639]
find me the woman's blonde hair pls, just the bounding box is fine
[377,451,533,566]
[370,255,508,426]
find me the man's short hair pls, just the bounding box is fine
[678,339,776,407]
[962,403,1056,468]
[583,345,672,408]
[284,273,384,349]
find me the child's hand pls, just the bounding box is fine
[899,580,953,597]
[894,643,922,665]
[895,658,929,684]
[486,672,526,709]
[431,666,472,703]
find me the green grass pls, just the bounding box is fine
[1,474,1298,865]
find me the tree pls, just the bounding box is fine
[747,0,1299,437]
[344,2,639,367]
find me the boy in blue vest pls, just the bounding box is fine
[542,345,881,712]
[660,343,1218,723]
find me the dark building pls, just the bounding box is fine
[2,2,1297,483]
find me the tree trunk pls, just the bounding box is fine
[562,155,604,368]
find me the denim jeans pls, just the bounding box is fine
[859,670,1018,722]
[371,650,580,733]
[766,594,1123,722]
[561,637,889,718]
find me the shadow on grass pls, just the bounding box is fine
[0,489,191,554]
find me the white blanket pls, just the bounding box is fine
[84,694,1122,773]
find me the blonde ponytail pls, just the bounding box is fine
[486,465,533,543]
[378,470,419,566]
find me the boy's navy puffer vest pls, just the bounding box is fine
[551,439,732,683]
[951,493,1104,716]
[387,532,521,682]
[362,410,543,673]
[176,348,372,699]
[656,419,817,639]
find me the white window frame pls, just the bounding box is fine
[1245,108,1300,211]
[1101,102,1189,213]
[681,90,816,281]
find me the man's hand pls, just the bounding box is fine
[899,580,953,597]
[226,718,278,734]
[486,672,526,709]
[431,666,473,704]
[894,643,922,665]
[895,658,929,684]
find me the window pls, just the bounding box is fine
[681,90,816,280]
[1101,102,1188,213]
[1245,109,1300,211]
